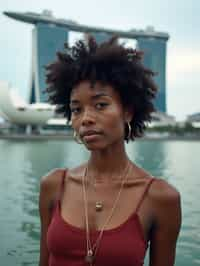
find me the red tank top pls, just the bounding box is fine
[47,169,155,266]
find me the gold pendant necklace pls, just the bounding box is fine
[92,178,104,212]
[95,201,103,212]
[82,161,131,265]
[85,249,94,264]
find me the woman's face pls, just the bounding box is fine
[70,81,132,150]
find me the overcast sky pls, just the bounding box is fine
[0,0,200,121]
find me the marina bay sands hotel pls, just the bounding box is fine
[4,10,169,113]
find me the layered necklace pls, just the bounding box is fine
[82,160,131,265]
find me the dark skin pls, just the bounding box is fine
[39,81,182,266]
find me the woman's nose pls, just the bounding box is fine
[81,109,96,126]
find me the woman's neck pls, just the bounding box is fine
[88,141,131,182]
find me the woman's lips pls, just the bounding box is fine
[82,133,101,142]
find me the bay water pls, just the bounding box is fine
[0,139,199,265]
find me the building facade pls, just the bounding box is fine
[4,11,169,114]
[136,36,167,113]
[30,23,69,103]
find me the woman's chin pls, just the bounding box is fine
[83,141,107,151]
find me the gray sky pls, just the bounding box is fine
[0,0,200,121]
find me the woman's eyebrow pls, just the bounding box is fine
[91,93,111,100]
[70,93,111,105]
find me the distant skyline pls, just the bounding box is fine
[0,0,200,121]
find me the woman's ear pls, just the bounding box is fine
[124,107,134,123]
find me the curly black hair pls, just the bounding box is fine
[45,36,158,141]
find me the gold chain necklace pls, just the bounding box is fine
[90,173,104,212]
[82,160,131,266]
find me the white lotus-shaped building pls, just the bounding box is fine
[0,81,55,125]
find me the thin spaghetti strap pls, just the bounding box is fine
[61,169,66,187]
[135,177,155,213]
[58,168,68,203]
[50,168,68,214]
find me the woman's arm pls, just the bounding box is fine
[149,179,182,266]
[38,169,63,266]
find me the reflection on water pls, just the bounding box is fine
[0,139,199,265]
[126,141,170,177]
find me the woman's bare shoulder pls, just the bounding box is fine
[149,177,181,203]
[40,168,66,193]
[40,163,86,186]
[148,177,181,226]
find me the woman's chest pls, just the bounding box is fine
[60,179,150,232]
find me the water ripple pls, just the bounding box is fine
[0,140,200,266]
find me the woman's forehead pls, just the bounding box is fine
[70,81,118,99]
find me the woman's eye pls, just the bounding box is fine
[96,103,108,109]
[71,107,81,114]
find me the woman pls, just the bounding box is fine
[39,36,182,266]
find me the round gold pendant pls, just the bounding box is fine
[95,201,103,212]
[85,249,94,264]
